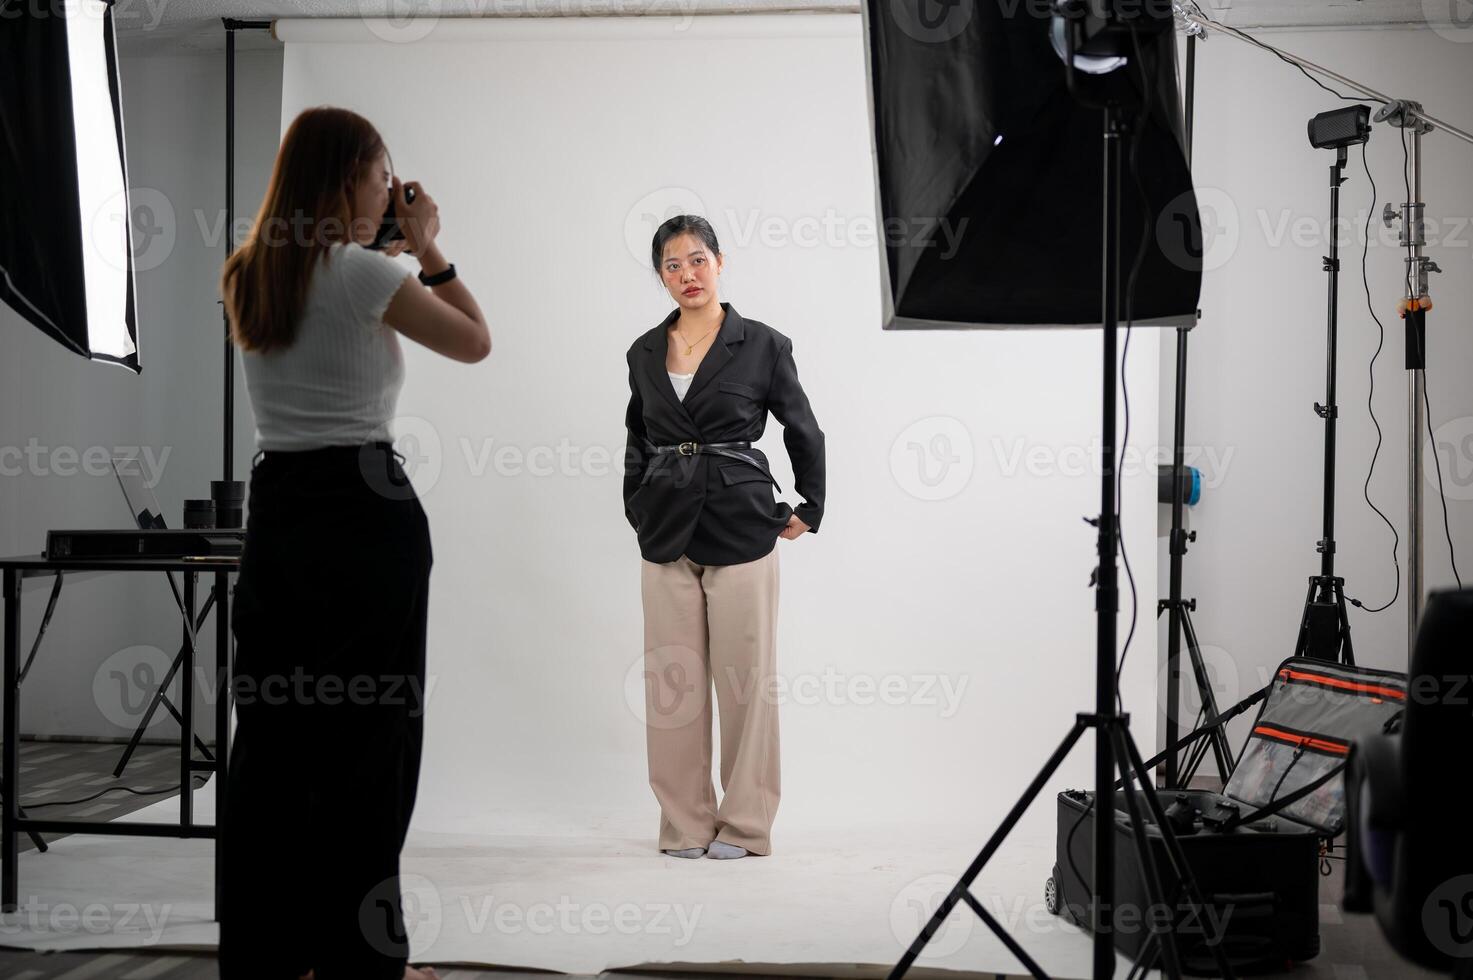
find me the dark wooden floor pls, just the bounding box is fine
[0,740,1444,978]
[0,955,746,980]
[9,739,207,853]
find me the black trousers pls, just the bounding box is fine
[220,443,433,980]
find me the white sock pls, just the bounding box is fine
[706,840,749,859]
[663,846,706,859]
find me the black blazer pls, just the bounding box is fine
[624,303,825,566]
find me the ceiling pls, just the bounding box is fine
[109,0,1452,53]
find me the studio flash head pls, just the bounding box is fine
[1307,104,1373,150]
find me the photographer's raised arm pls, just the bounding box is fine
[382,177,491,364]
[384,242,490,363]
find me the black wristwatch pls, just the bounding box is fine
[418,263,457,287]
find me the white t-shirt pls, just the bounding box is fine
[241,243,414,451]
[668,370,695,402]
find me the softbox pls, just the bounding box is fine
[0,0,140,370]
[861,0,1202,330]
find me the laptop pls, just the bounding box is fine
[111,456,167,530]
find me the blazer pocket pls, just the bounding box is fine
[717,380,760,399]
[720,463,773,487]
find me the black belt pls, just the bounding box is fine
[643,440,782,491]
[252,441,404,469]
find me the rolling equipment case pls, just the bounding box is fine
[1046,656,1408,975]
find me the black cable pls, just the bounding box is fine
[1401,127,1413,299]
[1347,143,1401,614]
[22,772,211,810]
[1422,380,1464,588]
[1266,748,1303,806]
[1185,3,1385,106]
[1113,23,1155,695]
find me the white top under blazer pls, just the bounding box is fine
[240,243,414,452]
[668,370,695,402]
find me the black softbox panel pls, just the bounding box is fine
[862,0,1202,329]
[1,0,140,370]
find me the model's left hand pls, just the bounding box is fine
[383,238,410,258]
[779,514,811,540]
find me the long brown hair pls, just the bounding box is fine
[221,107,386,353]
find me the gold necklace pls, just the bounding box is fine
[675,322,718,356]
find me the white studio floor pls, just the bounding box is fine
[0,777,1145,978]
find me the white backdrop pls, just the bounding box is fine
[274,14,1160,840]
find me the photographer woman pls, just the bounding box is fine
[623,214,826,860]
[219,106,488,980]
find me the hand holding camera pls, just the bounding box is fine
[370,176,441,260]
[393,176,440,257]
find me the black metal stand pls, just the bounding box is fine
[1294,146,1356,665]
[212,14,272,930]
[1160,33,1235,789]
[889,95,1234,980]
[1158,592,1236,785]
[220,17,273,480]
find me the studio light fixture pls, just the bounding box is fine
[862,0,1201,330]
[1307,104,1373,150]
[0,0,140,370]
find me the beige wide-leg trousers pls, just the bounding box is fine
[640,546,781,855]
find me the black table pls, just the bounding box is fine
[1,554,236,915]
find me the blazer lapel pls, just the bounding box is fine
[642,308,699,430]
[641,303,748,432]
[682,303,745,405]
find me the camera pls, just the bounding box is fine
[368,182,417,251]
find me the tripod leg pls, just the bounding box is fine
[1120,731,1238,980]
[1293,578,1316,659]
[1110,725,1185,980]
[1181,609,1236,780]
[1130,932,1160,980]
[958,890,1052,979]
[889,720,1088,980]
[1178,721,1211,788]
[1335,581,1356,666]
[1164,601,1183,789]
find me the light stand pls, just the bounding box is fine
[1160,31,1236,789]
[212,15,271,923]
[1374,100,1439,656]
[1294,143,1356,663]
[889,11,1233,978]
[221,19,273,484]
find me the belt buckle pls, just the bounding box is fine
[678,441,698,456]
